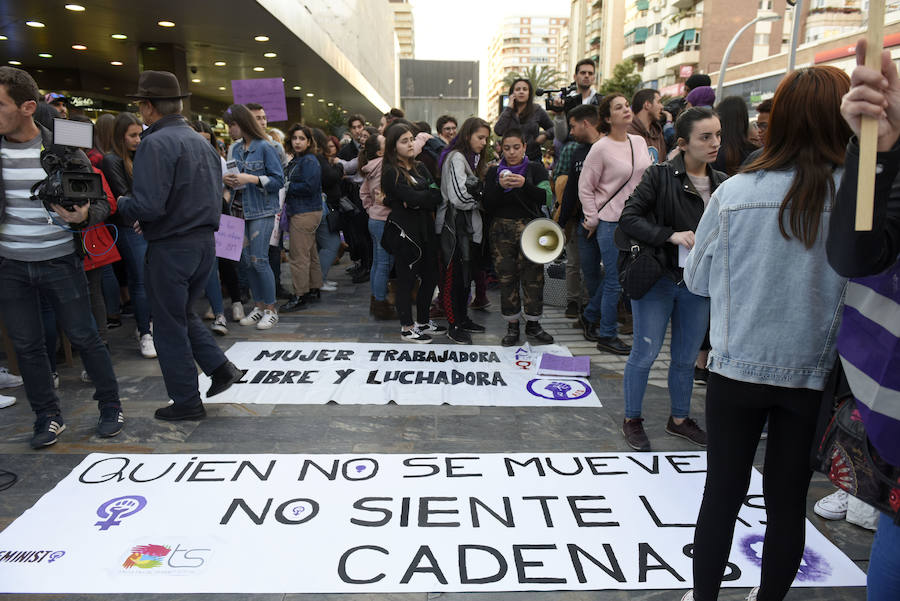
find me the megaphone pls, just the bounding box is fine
[520,218,566,264]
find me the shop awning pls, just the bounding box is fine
[636,0,649,10]
[635,26,648,42]
[662,31,685,54]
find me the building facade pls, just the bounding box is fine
[389,0,415,60]
[399,59,479,128]
[486,15,569,122]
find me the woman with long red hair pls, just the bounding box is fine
[683,66,853,601]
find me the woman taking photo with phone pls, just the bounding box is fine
[617,107,728,452]
[223,104,284,330]
[494,78,554,162]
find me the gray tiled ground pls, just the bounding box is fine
[0,259,870,600]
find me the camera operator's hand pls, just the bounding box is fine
[50,203,89,224]
[662,110,674,124]
[536,133,547,145]
[551,97,565,108]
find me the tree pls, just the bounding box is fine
[598,59,643,100]
[501,65,564,92]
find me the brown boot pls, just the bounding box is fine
[373,299,397,320]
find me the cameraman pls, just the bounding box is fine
[0,67,123,448]
[552,59,602,143]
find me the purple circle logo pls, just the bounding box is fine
[739,534,831,582]
[526,378,592,401]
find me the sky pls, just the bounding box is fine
[410,0,569,62]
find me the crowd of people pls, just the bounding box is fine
[0,41,897,599]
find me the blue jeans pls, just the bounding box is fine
[240,217,276,306]
[205,264,224,315]
[368,218,394,301]
[582,221,620,336]
[0,254,120,418]
[116,226,152,335]
[145,235,227,406]
[576,224,602,300]
[624,277,710,419]
[101,264,120,316]
[869,513,900,600]
[317,202,341,279]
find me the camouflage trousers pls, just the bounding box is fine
[490,218,544,321]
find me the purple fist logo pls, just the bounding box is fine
[526,379,592,401]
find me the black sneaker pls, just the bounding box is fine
[501,321,520,347]
[415,320,447,336]
[565,301,580,319]
[694,366,709,385]
[525,321,554,344]
[460,319,485,333]
[107,317,122,329]
[97,406,125,437]
[447,325,472,345]
[155,402,206,421]
[666,416,707,447]
[400,327,432,344]
[622,418,651,451]
[279,295,308,313]
[352,271,370,284]
[304,289,321,303]
[31,415,66,448]
[596,336,631,355]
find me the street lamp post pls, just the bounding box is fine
[787,0,805,72]
[715,10,781,102]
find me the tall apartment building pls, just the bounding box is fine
[567,0,625,83]
[486,15,570,121]
[389,0,415,59]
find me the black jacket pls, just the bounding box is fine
[316,154,344,206]
[117,115,222,242]
[99,153,131,225]
[619,152,728,280]
[827,136,900,278]
[381,162,441,265]
[483,162,548,221]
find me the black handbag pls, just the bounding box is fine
[614,226,664,300]
[337,195,361,217]
[817,397,900,525]
[380,217,403,255]
[324,204,341,233]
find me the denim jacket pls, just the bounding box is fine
[684,168,848,391]
[284,153,322,216]
[230,138,284,220]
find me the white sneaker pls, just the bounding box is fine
[0,394,15,408]
[211,314,229,336]
[203,307,215,320]
[139,333,157,358]
[239,307,263,326]
[0,367,23,389]
[415,320,447,336]
[231,301,245,322]
[255,309,279,330]
[747,586,759,601]
[400,326,432,344]
[325,280,337,287]
[80,370,92,383]
[814,489,849,520]
[51,372,59,389]
[680,591,694,601]
[320,282,337,292]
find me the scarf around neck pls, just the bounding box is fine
[497,155,529,191]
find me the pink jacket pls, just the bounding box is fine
[360,157,390,221]
[579,134,651,228]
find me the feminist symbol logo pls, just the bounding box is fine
[526,378,592,401]
[95,495,147,531]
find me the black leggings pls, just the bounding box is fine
[692,373,821,601]
[395,244,438,328]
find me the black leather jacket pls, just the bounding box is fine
[99,153,131,225]
[619,152,728,280]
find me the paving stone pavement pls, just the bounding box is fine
[0,259,870,600]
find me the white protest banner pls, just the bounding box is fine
[0,453,865,594]
[199,342,601,407]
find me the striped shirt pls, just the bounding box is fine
[0,134,73,261]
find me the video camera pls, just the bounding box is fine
[536,82,579,113]
[30,118,104,213]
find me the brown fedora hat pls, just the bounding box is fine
[127,70,191,99]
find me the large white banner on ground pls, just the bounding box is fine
[0,453,865,594]
[199,342,601,407]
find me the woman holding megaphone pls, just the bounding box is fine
[483,129,555,347]
[617,107,728,452]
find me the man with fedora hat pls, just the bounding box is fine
[117,70,242,420]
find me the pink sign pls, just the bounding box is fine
[231,77,288,122]
[679,65,694,78]
[660,83,685,97]
[214,214,245,261]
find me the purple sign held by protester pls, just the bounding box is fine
[215,214,245,261]
[231,77,288,122]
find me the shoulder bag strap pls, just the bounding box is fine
[596,136,634,216]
